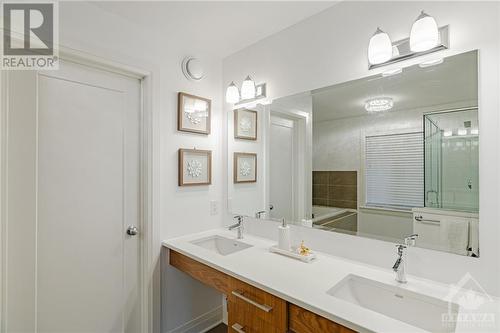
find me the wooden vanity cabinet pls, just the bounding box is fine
[228,277,287,332]
[169,250,357,333]
[288,304,356,333]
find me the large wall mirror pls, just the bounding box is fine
[227,50,479,257]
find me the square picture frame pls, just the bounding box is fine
[178,148,212,186]
[178,92,211,134]
[233,152,257,183]
[234,108,257,140]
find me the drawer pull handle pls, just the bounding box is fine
[231,290,273,312]
[232,323,245,333]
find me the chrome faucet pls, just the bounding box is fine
[393,244,407,283]
[255,210,266,219]
[228,215,244,239]
[393,234,419,283]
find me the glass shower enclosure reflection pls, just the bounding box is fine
[424,109,479,212]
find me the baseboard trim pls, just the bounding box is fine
[167,306,222,333]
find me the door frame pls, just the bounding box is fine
[0,46,159,333]
[265,107,311,223]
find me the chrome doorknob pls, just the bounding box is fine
[127,226,139,236]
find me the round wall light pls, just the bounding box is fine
[181,57,204,81]
[368,28,393,65]
[410,11,439,52]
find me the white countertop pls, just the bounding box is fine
[163,228,500,333]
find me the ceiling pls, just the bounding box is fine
[91,1,336,58]
[312,51,478,122]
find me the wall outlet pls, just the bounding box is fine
[210,200,219,216]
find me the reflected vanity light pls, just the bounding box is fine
[225,81,240,104]
[419,58,444,68]
[457,128,468,136]
[241,75,257,100]
[471,128,479,135]
[225,76,267,104]
[364,97,394,112]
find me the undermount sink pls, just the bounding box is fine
[328,275,459,333]
[191,235,253,256]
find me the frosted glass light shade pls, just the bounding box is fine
[241,75,256,100]
[368,28,393,65]
[225,81,240,103]
[410,11,439,52]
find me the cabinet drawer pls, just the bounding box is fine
[169,250,230,294]
[289,303,357,333]
[228,301,283,333]
[228,278,287,332]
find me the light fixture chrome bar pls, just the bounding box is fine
[369,25,449,70]
[235,83,266,106]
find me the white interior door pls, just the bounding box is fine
[269,116,295,221]
[4,60,142,333]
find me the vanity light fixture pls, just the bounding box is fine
[364,97,394,112]
[368,28,393,65]
[457,128,468,136]
[471,128,479,135]
[367,11,448,70]
[410,11,440,52]
[241,75,257,100]
[225,81,240,104]
[226,76,267,105]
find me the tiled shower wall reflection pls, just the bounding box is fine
[312,171,357,209]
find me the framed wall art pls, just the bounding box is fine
[234,152,257,183]
[178,92,211,134]
[234,108,257,140]
[178,149,212,186]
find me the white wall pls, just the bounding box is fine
[223,1,500,295]
[59,2,224,331]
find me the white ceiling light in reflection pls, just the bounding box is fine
[443,130,453,137]
[471,128,479,135]
[364,97,394,112]
[457,128,468,136]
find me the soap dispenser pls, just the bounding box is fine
[278,218,291,251]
